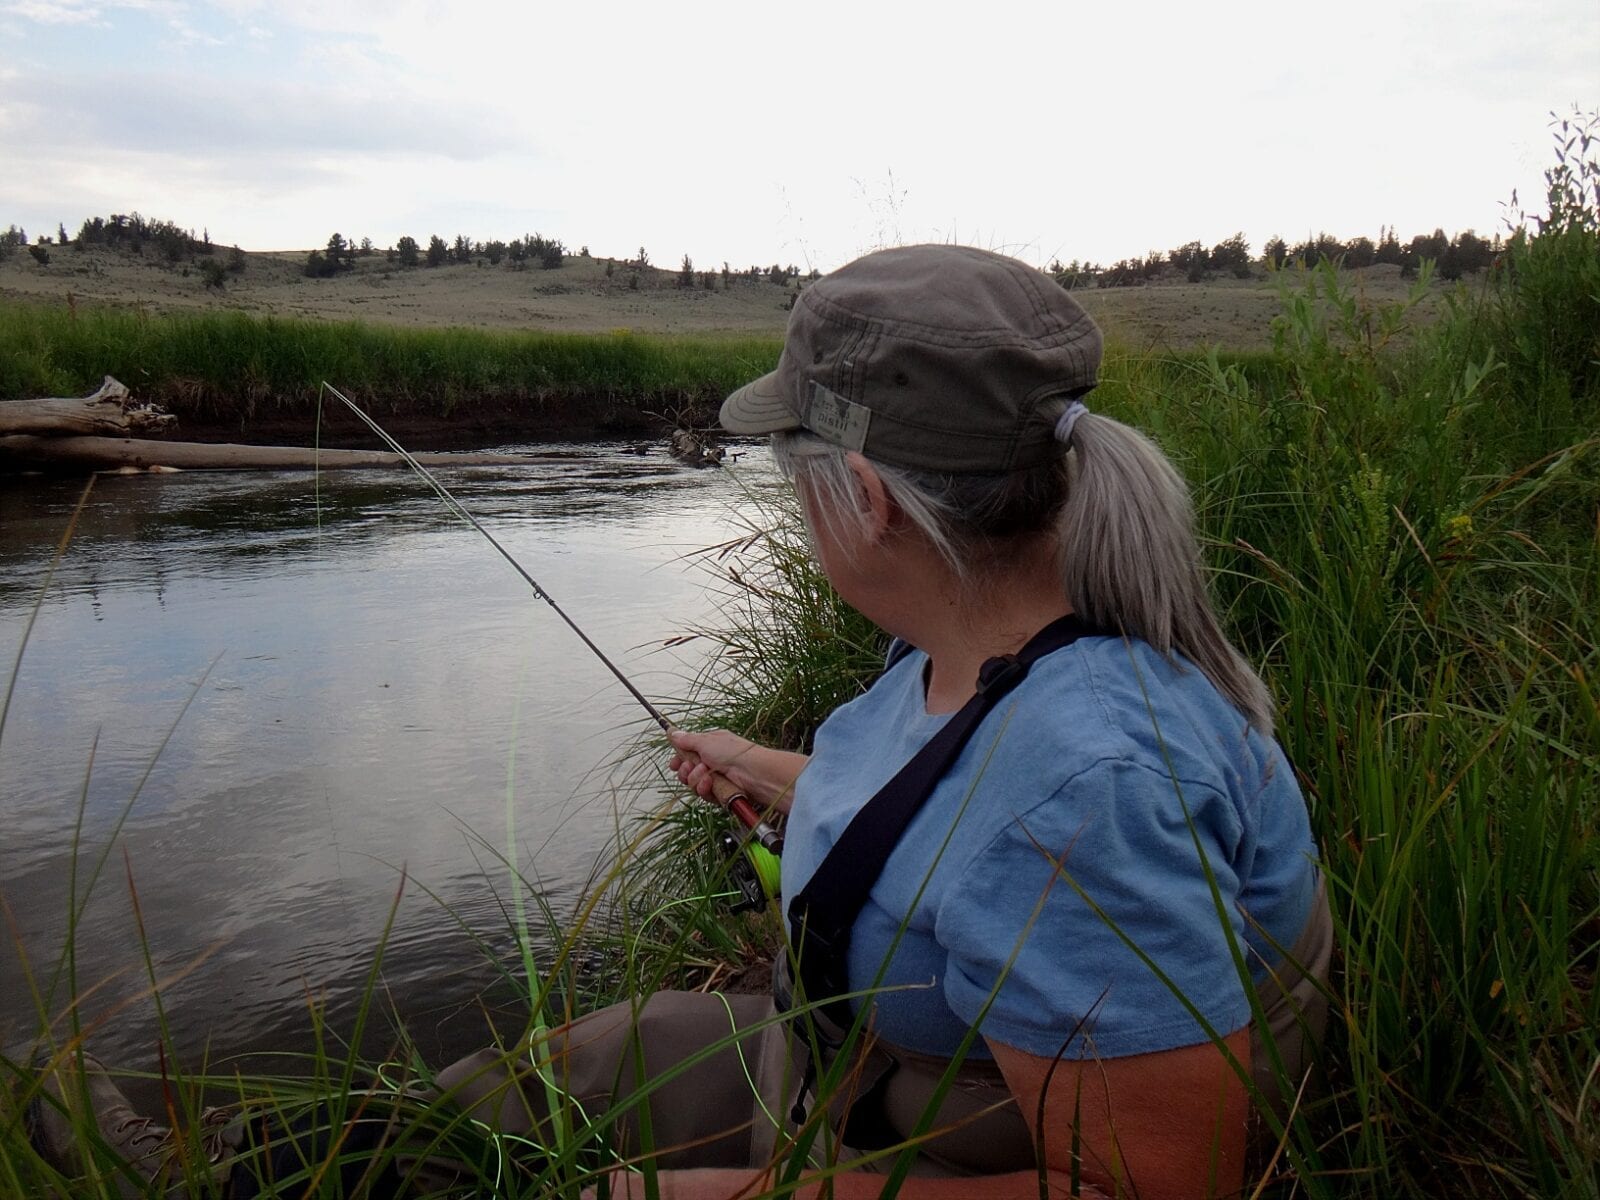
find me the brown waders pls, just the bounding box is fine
[433,877,1332,1179]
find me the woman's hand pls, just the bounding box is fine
[668,729,809,816]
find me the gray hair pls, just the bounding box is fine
[771,416,1274,733]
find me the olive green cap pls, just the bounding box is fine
[720,244,1101,474]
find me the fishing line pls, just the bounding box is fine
[316,382,785,864]
[318,382,672,731]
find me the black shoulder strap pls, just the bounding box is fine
[786,613,1106,1028]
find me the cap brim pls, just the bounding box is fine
[720,370,802,435]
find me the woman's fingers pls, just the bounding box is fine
[668,729,742,801]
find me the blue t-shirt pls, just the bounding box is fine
[781,635,1319,1061]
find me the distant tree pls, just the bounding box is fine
[1374,226,1403,265]
[58,222,69,245]
[628,271,640,290]
[702,271,716,290]
[768,262,786,285]
[359,237,374,257]
[721,262,731,289]
[1052,258,1098,289]
[1438,241,1463,281]
[1262,236,1288,269]
[679,253,695,288]
[1453,229,1493,274]
[0,225,24,260]
[201,258,227,289]
[1168,240,1207,281]
[637,246,650,269]
[396,235,420,267]
[604,258,615,278]
[452,234,472,264]
[28,243,49,267]
[426,235,449,267]
[227,244,247,274]
[1208,232,1252,277]
[579,245,590,257]
[484,239,507,265]
[1290,233,1345,269]
[539,239,564,269]
[325,232,353,270]
[1099,257,1142,287]
[304,249,339,278]
[1343,236,1376,269]
[1409,228,1450,265]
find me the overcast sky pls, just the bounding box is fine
[2,1,1596,272]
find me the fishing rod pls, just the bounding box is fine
[317,383,785,874]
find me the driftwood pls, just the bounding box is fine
[670,428,724,468]
[0,376,179,438]
[0,435,572,473]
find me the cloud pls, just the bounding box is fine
[0,69,520,161]
[2,0,105,22]
[2,0,175,24]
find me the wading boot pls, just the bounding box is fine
[26,1052,240,1198]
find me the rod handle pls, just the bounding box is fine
[723,789,784,856]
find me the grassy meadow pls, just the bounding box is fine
[2,122,1597,1198]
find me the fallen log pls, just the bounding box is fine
[670,428,725,468]
[0,376,179,438]
[0,435,577,473]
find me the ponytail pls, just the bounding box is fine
[773,415,1275,733]
[1059,413,1274,732]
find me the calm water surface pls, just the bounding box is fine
[0,445,774,1069]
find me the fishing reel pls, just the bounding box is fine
[716,827,782,914]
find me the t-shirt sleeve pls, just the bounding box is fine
[936,756,1252,1059]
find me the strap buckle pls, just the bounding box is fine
[976,654,1026,695]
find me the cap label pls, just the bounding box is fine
[804,382,871,452]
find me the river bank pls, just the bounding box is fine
[1,299,1301,452]
[0,300,784,447]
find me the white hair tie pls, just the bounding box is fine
[1053,399,1089,447]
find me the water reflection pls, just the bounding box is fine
[0,445,771,1068]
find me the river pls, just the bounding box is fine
[0,444,777,1073]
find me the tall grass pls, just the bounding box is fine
[611,116,1600,1197]
[0,303,782,429]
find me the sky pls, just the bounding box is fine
[1,1,1596,273]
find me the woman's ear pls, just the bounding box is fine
[845,452,897,543]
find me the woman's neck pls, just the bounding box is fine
[887,542,1072,714]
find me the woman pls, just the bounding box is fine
[650,244,1329,1199]
[28,246,1327,1200]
